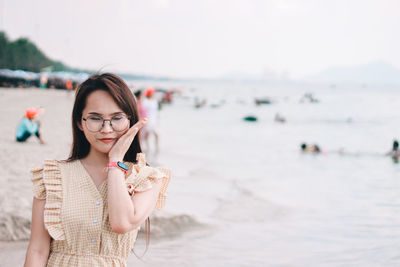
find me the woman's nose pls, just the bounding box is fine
[100,120,114,133]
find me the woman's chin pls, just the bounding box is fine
[93,144,113,154]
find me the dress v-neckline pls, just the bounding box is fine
[78,160,107,192]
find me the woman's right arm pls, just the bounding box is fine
[24,197,50,267]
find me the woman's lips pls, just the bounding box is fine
[99,138,115,143]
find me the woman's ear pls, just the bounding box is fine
[77,120,83,131]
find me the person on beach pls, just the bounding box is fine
[134,89,147,120]
[24,73,172,267]
[141,87,160,155]
[16,108,46,144]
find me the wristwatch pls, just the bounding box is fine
[107,161,129,174]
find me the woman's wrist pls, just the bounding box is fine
[109,156,123,162]
[107,159,129,174]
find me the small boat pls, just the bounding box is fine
[243,116,258,122]
[254,98,272,105]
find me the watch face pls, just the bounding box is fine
[117,161,129,171]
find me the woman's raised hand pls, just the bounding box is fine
[108,118,147,161]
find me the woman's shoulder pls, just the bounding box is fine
[30,158,77,171]
[30,159,83,185]
[30,159,64,200]
[30,159,58,173]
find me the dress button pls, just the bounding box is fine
[91,239,96,243]
[93,219,97,223]
[96,201,101,206]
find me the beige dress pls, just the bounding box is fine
[31,153,171,267]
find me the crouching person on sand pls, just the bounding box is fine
[16,108,46,144]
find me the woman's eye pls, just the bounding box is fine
[89,117,102,121]
[112,116,123,121]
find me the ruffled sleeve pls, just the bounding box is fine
[125,153,172,210]
[31,166,46,199]
[30,160,65,240]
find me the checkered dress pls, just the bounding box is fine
[31,153,171,267]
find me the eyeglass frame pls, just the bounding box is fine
[82,114,131,132]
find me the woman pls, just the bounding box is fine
[24,73,171,266]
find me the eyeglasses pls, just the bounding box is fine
[82,114,130,132]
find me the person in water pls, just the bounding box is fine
[300,143,321,153]
[16,108,46,144]
[24,73,172,266]
[386,140,400,158]
[274,113,286,123]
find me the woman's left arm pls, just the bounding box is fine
[107,118,163,234]
[107,167,162,234]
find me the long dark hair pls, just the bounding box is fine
[67,73,142,162]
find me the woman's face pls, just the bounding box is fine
[79,90,130,155]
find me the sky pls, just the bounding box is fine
[1,0,400,79]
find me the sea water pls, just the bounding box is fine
[129,80,400,267]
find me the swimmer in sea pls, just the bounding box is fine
[300,143,321,154]
[386,140,400,159]
[274,113,286,123]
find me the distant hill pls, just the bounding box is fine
[0,31,170,80]
[304,61,400,85]
[0,31,73,73]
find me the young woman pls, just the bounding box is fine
[24,73,171,267]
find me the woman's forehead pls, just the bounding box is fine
[87,111,125,116]
[83,90,124,114]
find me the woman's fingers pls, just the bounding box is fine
[128,118,148,135]
[118,118,147,143]
[108,118,148,159]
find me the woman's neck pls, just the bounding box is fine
[83,148,109,167]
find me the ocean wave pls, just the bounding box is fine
[0,212,209,242]
[140,213,209,240]
[0,213,31,241]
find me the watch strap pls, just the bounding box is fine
[107,161,128,174]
